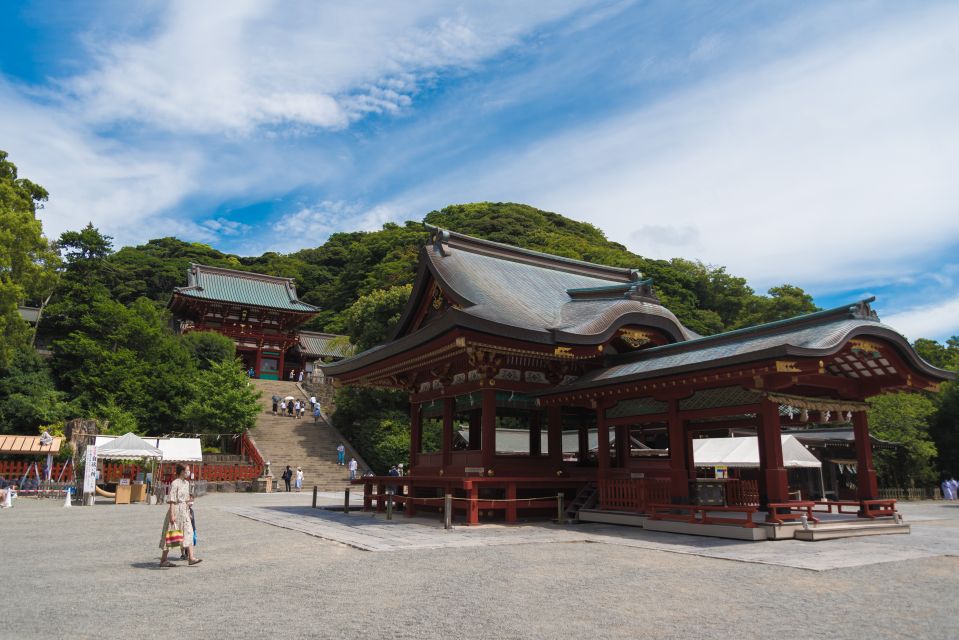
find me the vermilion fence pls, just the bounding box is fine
[726,479,760,506]
[599,478,671,513]
[1,431,265,485]
[0,460,72,481]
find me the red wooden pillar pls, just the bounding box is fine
[466,480,479,525]
[686,431,697,480]
[441,397,454,469]
[468,410,481,450]
[547,406,563,465]
[277,348,286,381]
[615,424,629,467]
[506,483,517,523]
[254,348,262,378]
[853,410,879,502]
[529,412,542,457]
[578,421,589,464]
[481,389,497,470]
[667,399,689,502]
[596,403,611,479]
[757,398,788,506]
[409,402,422,469]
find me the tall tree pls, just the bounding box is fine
[0,150,60,366]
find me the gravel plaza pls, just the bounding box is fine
[3,492,959,640]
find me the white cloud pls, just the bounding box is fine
[61,0,592,135]
[201,217,250,236]
[0,80,199,241]
[381,4,959,292]
[883,296,959,342]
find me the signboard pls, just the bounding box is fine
[83,445,97,494]
[714,465,729,479]
[119,478,130,486]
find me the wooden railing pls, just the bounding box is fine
[0,460,72,481]
[648,503,758,528]
[726,479,760,507]
[765,501,820,525]
[598,478,671,514]
[239,431,265,474]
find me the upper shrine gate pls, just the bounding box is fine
[322,227,955,528]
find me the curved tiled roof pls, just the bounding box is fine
[173,264,319,313]
[298,331,352,359]
[395,227,696,344]
[546,303,956,394]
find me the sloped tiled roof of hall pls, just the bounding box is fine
[390,226,699,344]
[173,264,319,313]
[540,299,955,394]
[298,331,352,359]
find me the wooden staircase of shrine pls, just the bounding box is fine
[248,379,367,491]
[564,482,598,522]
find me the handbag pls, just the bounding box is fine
[165,527,184,548]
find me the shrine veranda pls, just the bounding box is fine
[322,227,955,531]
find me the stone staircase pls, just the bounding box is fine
[248,379,366,491]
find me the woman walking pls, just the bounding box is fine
[295,467,303,492]
[159,464,201,567]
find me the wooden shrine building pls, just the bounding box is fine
[169,264,320,379]
[322,228,955,530]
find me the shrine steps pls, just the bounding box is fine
[791,520,910,541]
[576,508,910,541]
[248,379,367,492]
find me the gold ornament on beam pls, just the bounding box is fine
[775,361,802,373]
[618,328,653,348]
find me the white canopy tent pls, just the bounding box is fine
[693,435,824,499]
[95,433,163,460]
[95,436,201,462]
[693,435,822,469]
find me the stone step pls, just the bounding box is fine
[794,522,910,541]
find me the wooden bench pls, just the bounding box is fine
[765,501,820,525]
[648,503,758,528]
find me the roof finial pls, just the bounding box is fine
[432,228,452,257]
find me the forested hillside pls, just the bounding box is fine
[1,148,956,482]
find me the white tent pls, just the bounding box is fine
[95,433,162,460]
[693,435,822,469]
[95,436,201,462]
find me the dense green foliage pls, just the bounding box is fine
[868,393,940,486]
[0,151,59,366]
[182,358,262,434]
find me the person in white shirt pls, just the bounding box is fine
[295,467,304,492]
[348,458,358,480]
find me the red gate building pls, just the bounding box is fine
[169,264,320,379]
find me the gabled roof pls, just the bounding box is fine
[390,227,697,343]
[324,228,698,376]
[172,264,319,313]
[545,299,955,394]
[298,331,352,360]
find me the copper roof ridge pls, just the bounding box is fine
[188,263,296,285]
[424,224,640,282]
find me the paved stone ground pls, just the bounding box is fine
[3,492,959,639]
[224,501,959,571]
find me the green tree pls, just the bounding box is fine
[0,345,71,435]
[334,284,413,351]
[868,392,939,486]
[0,150,60,366]
[182,358,261,433]
[734,284,819,328]
[181,331,236,369]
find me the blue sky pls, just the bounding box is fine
[2,1,958,341]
